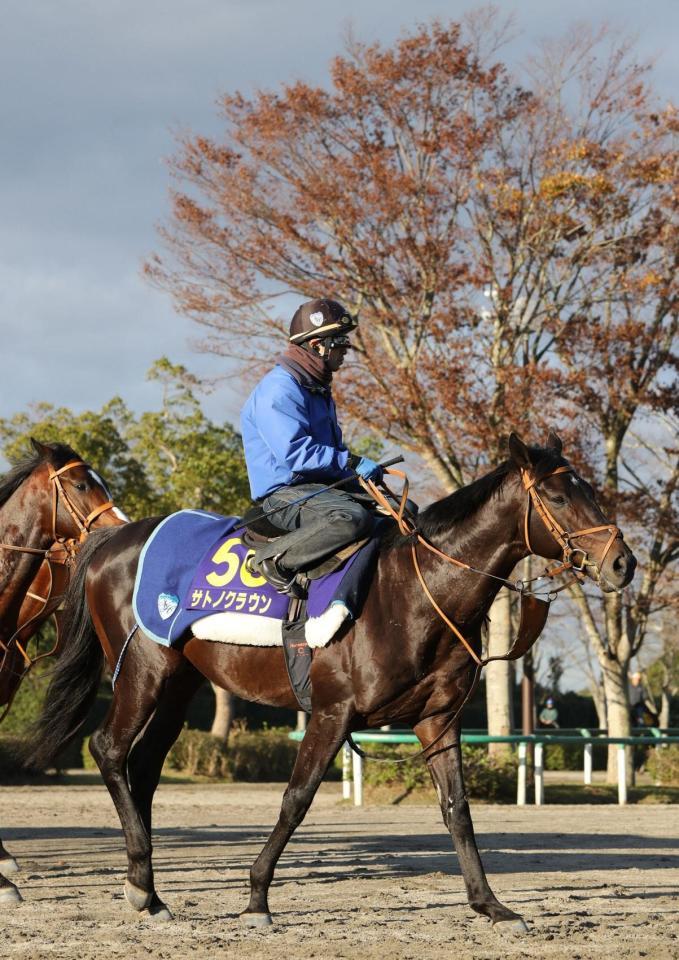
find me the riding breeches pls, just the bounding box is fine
[254,484,375,569]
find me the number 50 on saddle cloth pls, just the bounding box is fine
[131,509,378,649]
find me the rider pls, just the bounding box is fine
[240,298,382,593]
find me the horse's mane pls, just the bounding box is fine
[382,445,566,548]
[0,443,80,509]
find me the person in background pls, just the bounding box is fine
[538,696,560,729]
[628,670,659,727]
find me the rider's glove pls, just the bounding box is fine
[348,454,383,483]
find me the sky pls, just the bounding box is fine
[1,0,676,428]
[0,0,675,691]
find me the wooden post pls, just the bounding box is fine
[617,745,627,805]
[342,742,352,800]
[534,742,544,805]
[352,749,363,806]
[517,741,527,805]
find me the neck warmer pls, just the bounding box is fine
[278,343,332,390]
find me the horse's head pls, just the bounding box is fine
[508,432,636,593]
[29,438,127,543]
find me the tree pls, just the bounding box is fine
[0,398,154,518]
[0,358,250,520]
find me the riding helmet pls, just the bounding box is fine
[289,299,357,345]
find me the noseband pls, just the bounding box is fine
[521,465,622,582]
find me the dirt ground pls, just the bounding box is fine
[1,781,678,960]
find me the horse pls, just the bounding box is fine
[0,439,125,904]
[23,432,636,931]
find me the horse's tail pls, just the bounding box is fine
[20,527,119,771]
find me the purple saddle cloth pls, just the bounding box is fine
[132,509,378,646]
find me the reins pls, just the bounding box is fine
[347,463,622,764]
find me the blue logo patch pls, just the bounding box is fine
[157,592,179,620]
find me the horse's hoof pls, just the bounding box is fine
[0,886,22,905]
[0,857,19,875]
[240,911,273,928]
[493,917,529,935]
[124,880,153,911]
[141,896,173,922]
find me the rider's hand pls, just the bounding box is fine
[349,454,383,483]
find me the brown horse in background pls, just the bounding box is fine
[0,439,124,904]
[24,434,635,931]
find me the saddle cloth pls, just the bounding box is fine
[132,509,378,648]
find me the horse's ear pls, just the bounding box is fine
[546,431,563,455]
[30,438,52,461]
[508,432,532,469]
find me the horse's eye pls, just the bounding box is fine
[549,495,566,506]
[74,482,88,492]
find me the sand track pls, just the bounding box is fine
[1,782,678,959]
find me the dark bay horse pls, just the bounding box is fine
[24,433,635,930]
[0,439,125,904]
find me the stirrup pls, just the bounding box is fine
[248,555,306,599]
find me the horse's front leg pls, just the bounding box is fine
[414,716,527,933]
[0,839,21,905]
[0,837,19,875]
[243,703,352,927]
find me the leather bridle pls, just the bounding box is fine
[0,459,114,564]
[0,459,115,705]
[521,465,622,585]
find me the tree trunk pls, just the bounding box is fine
[210,683,235,743]
[592,677,607,730]
[485,588,513,757]
[600,658,632,785]
[659,689,671,730]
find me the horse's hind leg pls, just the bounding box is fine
[126,663,204,917]
[89,638,182,919]
[243,705,351,926]
[414,716,528,933]
[128,664,204,837]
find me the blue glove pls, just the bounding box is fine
[349,455,383,483]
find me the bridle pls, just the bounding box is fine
[0,459,115,708]
[364,462,623,667]
[0,459,114,563]
[521,465,622,585]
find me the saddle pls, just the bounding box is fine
[240,504,369,593]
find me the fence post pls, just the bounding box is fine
[517,741,527,805]
[352,746,363,807]
[342,742,352,800]
[534,741,544,805]
[583,743,593,785]
[617,745,627,805]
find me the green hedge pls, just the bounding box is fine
[646,744,679,786]
[163,725,300,781]
[354,743,517,801]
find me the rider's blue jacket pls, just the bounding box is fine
[240,365,353,500]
